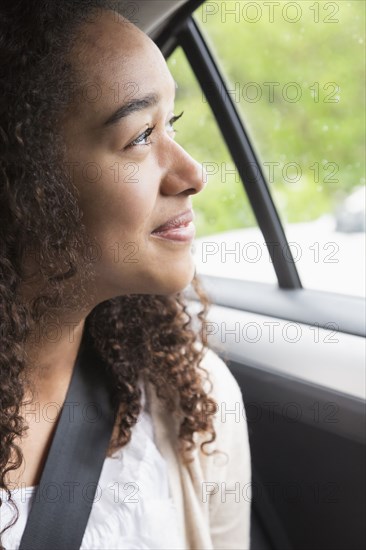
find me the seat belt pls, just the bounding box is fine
[18,331,116,550]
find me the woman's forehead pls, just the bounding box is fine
[71,10,169,95]
[63,10,175,131]
[74,10,154,73]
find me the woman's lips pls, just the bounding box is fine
[151,209,196,242]
[150,221,196,242]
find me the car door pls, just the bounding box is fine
[150,1,366,549]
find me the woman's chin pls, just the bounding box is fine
[157,260,196,295]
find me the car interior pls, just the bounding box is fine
[87,1,366,549]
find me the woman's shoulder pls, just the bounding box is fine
[195,343,244,406]
[192,343,249,454]
[194,349,252,549]
[145,342,249,452]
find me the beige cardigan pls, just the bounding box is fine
[145,347,252,550]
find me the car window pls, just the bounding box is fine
[191,0,365,297]
[168,47,278,285]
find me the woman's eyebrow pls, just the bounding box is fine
[103,92,159,127]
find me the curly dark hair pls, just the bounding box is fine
[0,0,220,545]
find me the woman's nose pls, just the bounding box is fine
[160,141,207,196]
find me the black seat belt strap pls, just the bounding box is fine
[19,333,116,550]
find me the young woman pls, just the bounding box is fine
[0,1,252,548]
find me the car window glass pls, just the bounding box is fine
[194,0,365,297]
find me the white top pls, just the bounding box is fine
[0,381,185,550]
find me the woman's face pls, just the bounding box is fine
[61,10,206,301]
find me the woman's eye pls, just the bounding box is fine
[126,125,156,149]
[125,112,184,151]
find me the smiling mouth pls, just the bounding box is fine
[150,221,196,242]
[151,209,194,234]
